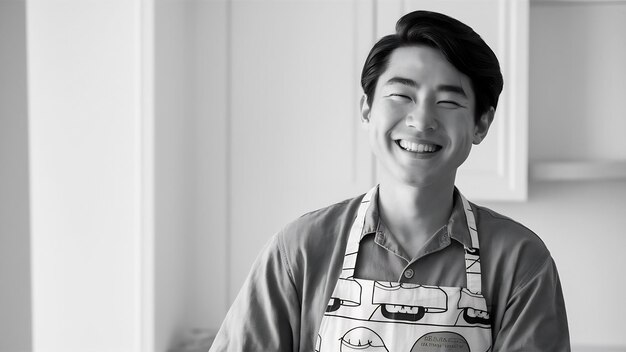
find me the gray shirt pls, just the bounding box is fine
[210,188,570,351]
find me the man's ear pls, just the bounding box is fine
[360,95,371,126]
[473,107,495,145]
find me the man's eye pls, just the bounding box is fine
[388,94,411,101]
[437,100,462,108]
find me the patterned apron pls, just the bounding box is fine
[316,187,492,352]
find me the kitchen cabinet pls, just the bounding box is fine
[528,0,626,181]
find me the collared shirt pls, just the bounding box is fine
[210,188,571,351]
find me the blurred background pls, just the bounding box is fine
[2,0,625,351]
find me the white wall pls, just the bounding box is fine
[484,180,626,349]
[27,1,145,351]
[0,1,31,351]
[152,1,232,349]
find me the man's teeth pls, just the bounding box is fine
[398,140,439,153]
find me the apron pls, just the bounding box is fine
[315,187,492,352]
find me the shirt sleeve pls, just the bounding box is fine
[493,256,571,351]
[210,232,301,351]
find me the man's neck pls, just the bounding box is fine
[377,175,455,258]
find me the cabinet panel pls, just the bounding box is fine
[529,2,626,162]
[528,1,626,181]
[377,0,529,200]
[228,0,375,298]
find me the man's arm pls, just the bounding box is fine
[210,232,301,351]
[493,256,570,351]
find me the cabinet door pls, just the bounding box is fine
[227,0,375,298]
[377,0,529,201]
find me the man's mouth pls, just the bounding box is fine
[396,139,442,153]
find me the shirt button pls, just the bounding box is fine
[404,269,414,279]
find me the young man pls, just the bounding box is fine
[210,10,570,352]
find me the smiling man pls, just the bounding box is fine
[210,10,570,352]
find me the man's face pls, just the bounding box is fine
[361,45,492,187]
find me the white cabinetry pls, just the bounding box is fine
[528,0,626,181]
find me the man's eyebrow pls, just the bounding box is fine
[437,84,468,97]
[385,78,468,98]
[384,77,418,88]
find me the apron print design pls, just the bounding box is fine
[316,187,492,352]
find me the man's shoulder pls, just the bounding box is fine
[472,202,550,255]
[471,202,555,287]
[280,192,365,244]
[274,192,366,288]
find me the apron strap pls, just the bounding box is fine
[460,194,482,294]
[339,187,376,279]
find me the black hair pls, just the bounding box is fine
[361,10,504,121]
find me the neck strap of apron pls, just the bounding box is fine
[340,186,483,294]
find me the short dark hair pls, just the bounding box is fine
[361,10,504,121]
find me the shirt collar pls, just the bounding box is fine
[360,186,473,249]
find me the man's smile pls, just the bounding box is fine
[395,139,442,154]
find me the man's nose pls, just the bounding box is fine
[405,103,437,131]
